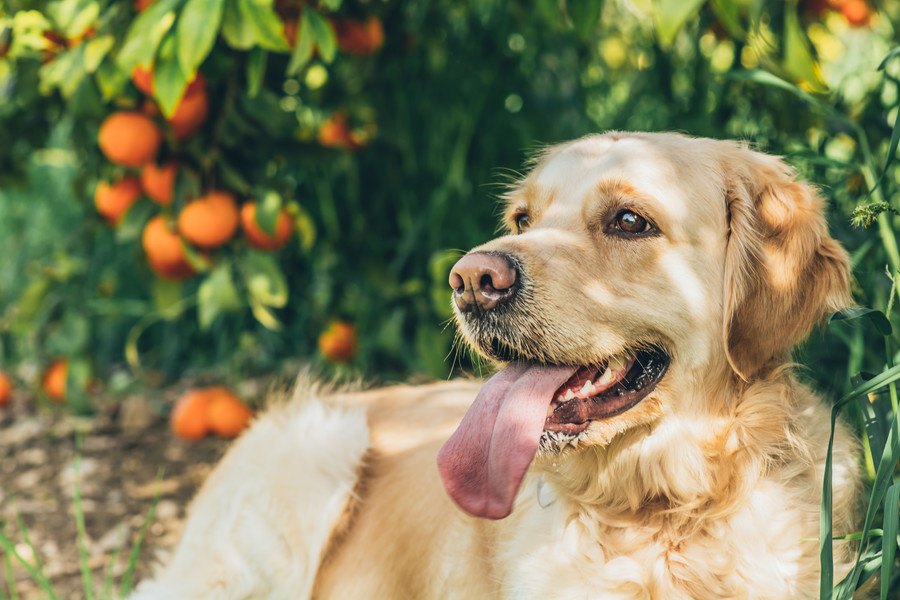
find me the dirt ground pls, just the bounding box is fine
[0,385,241,599]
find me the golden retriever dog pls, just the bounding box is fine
[132,132,861,599]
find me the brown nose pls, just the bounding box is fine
[449,252,517,312]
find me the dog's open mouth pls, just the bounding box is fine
[544,347,670,435]
[437,345,670,520]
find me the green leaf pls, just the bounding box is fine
[709,0,744,39]
[782,2,826,93]
[830,307,893,336]
[318,0,342,11]
[115,200,155,243]
[286,10,314,75]
[821,363,900,598]
[239,250,288,308]
[881,483,900,600]
[94,58,129,100]
[246,47,267,97]
[567,1,603,41]
[292,202,316,252]
[117,0,180,73]
[238,0,290,52]
[221,0,256,49]
[176,0,223,75]
[180,239,212,273]
[82,34,113,73]
[151,278,185,320]
[878,47,900,71]
[255,190,282,236]
[306,8,335,63]
[153,33,189,117]
[249,300,282,330]
[197,262,242,329]
[47,0,99,39]
[39,45,87,98]
[652,0,704,49]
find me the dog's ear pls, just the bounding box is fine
[722,148,852,381]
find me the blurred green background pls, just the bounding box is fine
[2,0,900,597]
[0,0,897,404]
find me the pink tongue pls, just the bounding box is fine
[437,362,578,519]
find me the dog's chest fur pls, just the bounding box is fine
[499,477,819,599]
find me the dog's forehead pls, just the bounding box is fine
[525,135,721,226]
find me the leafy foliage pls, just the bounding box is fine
[1,0,900,596]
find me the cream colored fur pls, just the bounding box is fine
[132,133,862,599]
[130,395,369,600]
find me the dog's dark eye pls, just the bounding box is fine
[514,212,531,234]
[612,210,652,235]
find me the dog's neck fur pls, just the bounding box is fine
[537,366,812,521]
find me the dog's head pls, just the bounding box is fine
[438,132,851,519]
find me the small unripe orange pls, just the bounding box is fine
[132,65,154,95]
[169,82,209,140]
[95,177,141,224]
[140,161,177,206]
[334,17,384,55]
[171,389,213,441]
[206,389,253,438]
[0,372,12,407]
[98,112,162,167]
[317,112,361,150]
[42,359,68,403]
[240,202,293,251]
[142,215,196,280]
[318,321,358,363]
[178,191,239,249]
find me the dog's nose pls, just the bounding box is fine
[449,252,517,312]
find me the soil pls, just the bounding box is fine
[0,385,242,600]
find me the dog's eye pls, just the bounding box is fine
[514,212,531,234]
[612,210,652,235]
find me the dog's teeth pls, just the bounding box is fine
[596,355,630,386]
[580,380,594,395]
[564,389,575,401]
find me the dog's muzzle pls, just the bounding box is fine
[448,251,518,313]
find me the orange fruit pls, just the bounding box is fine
[133,67,204,99]
[317,112,362,150]
[206,389,253,438]
[95,177,142,225]
[132,65,154,95]
[178,191,239,249]
[140,161,177,206]
[134,0,155,11]
[318,321,358,363]
[169,82,209,140]
[42,359,68,403]
[841,0,871,25]
[334,17,384,55]
[284,19,298,47]
[171,389,214,441]
[240,202,293,251]
[0,372,12,407]
[98,111,162,167]
[142,215,196,280]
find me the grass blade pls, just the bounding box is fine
[0,527,59,599]
[119,469,164,596]
[837,366,900,598]
[821,363,900,598]
[2,521,20,600]
[72,453,95,600]
[881,483,900,600]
